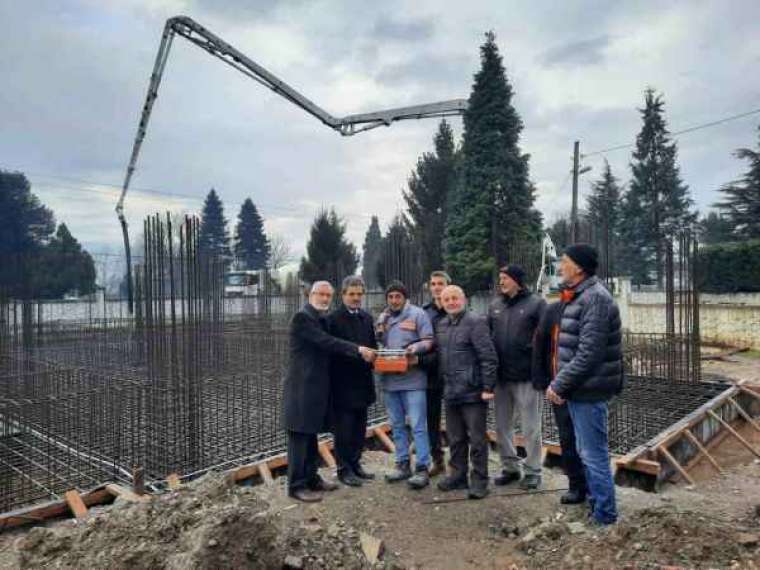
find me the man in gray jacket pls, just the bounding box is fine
[435,285,498,499]
[546,243,623,526]
[489,265,546,490]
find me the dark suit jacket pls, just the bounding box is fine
[282,304,359,434]
[327,305,378,410]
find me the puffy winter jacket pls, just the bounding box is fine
[435,310,498,405]
[550,277,624,402]
[488,290,546,383]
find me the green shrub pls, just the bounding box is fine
[697,239,760,293]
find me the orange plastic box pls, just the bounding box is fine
[374,349,408,374]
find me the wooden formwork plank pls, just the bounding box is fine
[740,385,760,400]
[318,442,337,468]
[258,462,274,485]
[707,410,760,458]
[105,484,151,503]
[682,429,723,474]
[0,487,113,531]
[64,490,88,520]
[657,446,696,485]
[374,427,395,452]
[728,397,760,432]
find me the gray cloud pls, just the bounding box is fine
[370,15,435,42]
[539,35,612,68]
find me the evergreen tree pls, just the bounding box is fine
[445,31,541,291]
[698,212,736,245]
[299,208,358,285]
[715,125,760,239]
[37,224,97,298]
[198,188,230,261]
[622,88,695,285]
[585,160,622,277]
[376,215,423,291]
[403,119,457,277]
[0,170,55,298]
[233,198,270,270]
[361,216,383,289]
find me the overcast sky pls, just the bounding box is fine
[2,0,760,271]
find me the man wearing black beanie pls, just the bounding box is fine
[488,264,546,490]
[546,243,623,526]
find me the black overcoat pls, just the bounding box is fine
[326,305,377,410]
[282,304,359,433]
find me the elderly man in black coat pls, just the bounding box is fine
[327,276,378,487]
[283,281,376,503]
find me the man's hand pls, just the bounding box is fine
[399,319,417,332]
[481,391,495,401]
[358,346,376,363]
[546,385,565,405]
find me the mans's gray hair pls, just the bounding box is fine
[341,275,366,294]
[309,280,334,294]
[429,270,452,285]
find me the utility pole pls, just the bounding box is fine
[570,140,580,244]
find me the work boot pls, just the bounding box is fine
[437,476,469,492]
[288,489,323,503]
[353,464,375,480]
[338,471,363,487]
[560,488,587,505]
[407,466,430,490]
[467,485,490,500]
[493,470,521,486]
[428,457,446,478]
[519,474,542,490]
[309,477,339,492]
[385,461,412,483]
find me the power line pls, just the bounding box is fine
[581,106,760,159]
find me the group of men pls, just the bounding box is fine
[282,243,623,527]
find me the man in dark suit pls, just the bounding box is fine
[327,276,378,487]
[283,281,376,503]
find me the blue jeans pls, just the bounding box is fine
[568,400,618,525]
[384,389,431,469]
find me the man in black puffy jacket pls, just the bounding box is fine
[546,244,623,526]
[434,285,498,499]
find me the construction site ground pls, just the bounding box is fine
[0,355,758,570]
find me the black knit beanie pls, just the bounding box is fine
[564,243,599,276]
[385,280,409,299]
[498,264,526,288]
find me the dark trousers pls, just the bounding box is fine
[333,407,368,476]
[287,431,320,492]
[427,388,444,463]
[445,401,489,488]
[552,402,587,493]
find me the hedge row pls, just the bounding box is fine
[697,239,760,293]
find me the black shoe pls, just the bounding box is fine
[493,471,521,486]
[467,486,490,500]
[353,464,375,480]
[437,476,469,492]
[385,461,412,483]
[338,472,363,487]
[519,474,542,490]
[560,489,587,505]
[407,467,430,490]
[309,477,339,492]
[288,489,323,503]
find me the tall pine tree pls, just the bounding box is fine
[361,216,383,289]
[621,88,695,286]
[199,188,230,261]
[300,208,358,285]
[445,31,541,291]
[698,212,736,245]
[403,119,457,277]
[376,215,423,291]
[715,125,760,239]
[585,160,622,278]
[234,198,270,270]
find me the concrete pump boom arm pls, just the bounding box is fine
[116,15,467,313]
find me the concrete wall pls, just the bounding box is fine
[614,278,760,349]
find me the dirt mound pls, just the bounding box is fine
[523,507,760,569]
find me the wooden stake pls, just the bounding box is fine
[707,410,760,458]
[167,473,182,490]
[318,443,337,468]
[682,429,723,474]
[658,446,696,485]
[728,397,760,432]
[64,490,88,520]
[374,427,395,453]
[258,462,274,485]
